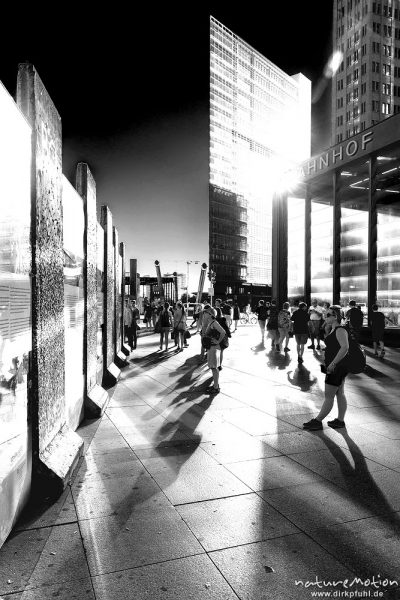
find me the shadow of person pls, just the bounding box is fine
[266,352,291,371]
[310,428,400,594]
[287,366,318,392]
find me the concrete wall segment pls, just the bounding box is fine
[17,62,65,455]
[76,162,98,395]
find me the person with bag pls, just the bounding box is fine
[173,301,187,352]
[202,308,226,394]
[277,301,292,352]
[215,307,231,371]
[370,304,386,358]
[158,302,173,351]
[199,304,215,361]
[232,301,240,332]
[266,300,279,350]
[303,305,349,431]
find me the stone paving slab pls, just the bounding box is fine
[200,435,282,464]
[92,554,239,600]
[14,488,77,532]
[259,480,377,531]
[0,523,89,594]
[80,506,204,575]
[0,578,95,600]
[71,466,169,520]
[209,532,356,600]
[176,493,300,551]
[307,515,400,595]
[140,446,252,505]
[225,455,326,491]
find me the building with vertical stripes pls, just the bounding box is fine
[209,16,311,299]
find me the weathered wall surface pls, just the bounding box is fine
[0,81,32,548]
[17,63,65,456]
[76,163,98,394]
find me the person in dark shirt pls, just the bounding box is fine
[291,302,309,363]
[345,300,363,339]
[266,300,279,350]
[255,300,269,345]
[370,304,386,358]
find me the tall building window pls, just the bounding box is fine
[382,63,391,76]
[310,176,334,306]
[383,44,392,56]
[381,102,391,114]
[338,158,370,308]
[382,82,391,95]
[373,21,381,34]
[372,61,380,73]
[287,194,305,301]
[372,80,379,92]
[372,41,380,53]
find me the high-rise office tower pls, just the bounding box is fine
[332,0,400,144]
[209,17,311,296]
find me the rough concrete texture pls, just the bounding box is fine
[1,324,400,599]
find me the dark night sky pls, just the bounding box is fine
[1,4,333,282]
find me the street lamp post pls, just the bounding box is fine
[186,260,199,313]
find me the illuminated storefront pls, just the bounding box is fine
[274,115,400,332]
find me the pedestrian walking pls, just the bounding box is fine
[173,301,187,352]
[291,301,309,363]
[221,300,232,330]
[266,300,279,350]
[303,305,349,430]
[143,302,153,329]
[277,301,292,352]
[130,299,140,349]
[215,307,231,370]
[124,298,134,350]
[232,301,240,332]
[308,299,323,350]
[370,304,386,358]
[203,309,226,394]
[254,299,269,345]
[345,300,364,340]
[199,304,215,361]
[158,302,173,351]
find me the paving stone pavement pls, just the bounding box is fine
[1,325,400,599]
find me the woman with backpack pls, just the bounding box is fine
[303,305,349,431]
[158,302,173,351]
[201,305,226,393]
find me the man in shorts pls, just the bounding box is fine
[291,302,309,363]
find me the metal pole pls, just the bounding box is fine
[186,261,190,313]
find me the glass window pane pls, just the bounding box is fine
[338,159,369,316]
[310,175,334,305]
[287,188,305,301]
[375,147,400,328]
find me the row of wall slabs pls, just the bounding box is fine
[0,64,128,548]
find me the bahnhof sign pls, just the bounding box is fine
[275,113,400,332]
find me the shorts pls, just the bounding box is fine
[325,363,348,387]
[207,345,220,369]
[278,327,290,338]
[295,333,308,345]
[309,320,322,336]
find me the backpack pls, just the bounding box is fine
[278,310,290,328]
[344,325,366,374]
[216,317,231,338]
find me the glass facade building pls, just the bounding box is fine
[277,114,400,331]
[209,16,311,295]
[332,0,400,145]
